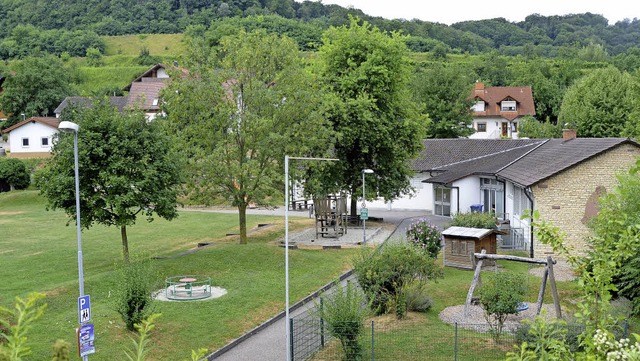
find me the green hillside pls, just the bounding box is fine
[102,33,185,56]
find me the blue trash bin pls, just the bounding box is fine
[470,204,483,212]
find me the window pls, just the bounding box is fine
[513,186,530,216]
[472,100,485,112]
[41,137,49,147]
[477,123,486,132]
[512,122,518,132]
[501,100,517,111]
[480,177,504,218]
[22,138,29,147]
[152,99,159,106]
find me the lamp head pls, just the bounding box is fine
[58,121,80,132]
[363,169,374,174]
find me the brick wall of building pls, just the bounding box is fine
[532,143,640,257]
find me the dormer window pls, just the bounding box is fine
[501,100,517,111]
[472,100,485,112]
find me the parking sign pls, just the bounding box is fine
[78,295,91,323]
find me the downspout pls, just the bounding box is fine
[524,187,534,258]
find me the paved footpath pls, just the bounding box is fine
[204,208,450,361]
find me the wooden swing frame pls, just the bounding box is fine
[463,250,563,319]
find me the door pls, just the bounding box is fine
[480,178,504,218]
[434,187,451,216]
[501,122,508,137]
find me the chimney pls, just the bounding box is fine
[562,128,577,141]
[474,82,484,97]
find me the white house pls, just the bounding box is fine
[1,117,60,158]
[469,82,536,139]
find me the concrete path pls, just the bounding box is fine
[203,208,451,361]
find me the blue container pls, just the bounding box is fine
[470,204,483,212]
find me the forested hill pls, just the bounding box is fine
[1,0,640,58]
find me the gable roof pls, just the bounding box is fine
[472,82,535,121]
[497,138,638,187]
[411,139,543,171]
[2,116,60,134]
[125,80,167,111]
[420,138,640,187]
[54,96,128,116]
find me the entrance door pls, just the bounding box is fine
[501,122,508,137]
[434,187,451,216]
[480,178,504,218]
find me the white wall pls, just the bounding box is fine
[453,176,481,213]
[362,174,433,212]
[470,117,520,139]
[8,122,57,153]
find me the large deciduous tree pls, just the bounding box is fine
[162,29,331,244]
[0,55,73,127]
[315,17,426,216]
[559,66,636,137]
[37,100,182,262]
[411,63,473,138]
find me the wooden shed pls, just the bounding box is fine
[442,226,497,269]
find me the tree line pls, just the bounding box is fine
[1,0,640,60]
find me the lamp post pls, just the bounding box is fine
[285,155,338,361]
[362,169,374,246]
[59,121,88,361]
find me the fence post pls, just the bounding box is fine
[371,320,375,361]
[454,322,458,361]
[624,319,629,338]
[290,318,294,361]
[320,298,325,347]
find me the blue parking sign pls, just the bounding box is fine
[78,295,91,323]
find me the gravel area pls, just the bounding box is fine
[439,303,560,332]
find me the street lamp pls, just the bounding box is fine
[58,121,88,360]
[362,169,374,246]
[285,155,338,361]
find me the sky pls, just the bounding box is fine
[306,0,639,25]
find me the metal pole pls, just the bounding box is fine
[285,155,291,361]
[362,171,366,246]
[284,156,338,361]
[73,131,88,361]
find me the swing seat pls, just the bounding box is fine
[516,302,529,312]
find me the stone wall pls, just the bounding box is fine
[532,143,640,257]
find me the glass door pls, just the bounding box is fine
[434,187,451,216]
[480,178,504,218]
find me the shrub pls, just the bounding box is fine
[404,283,433,313]
[450,211,497,229]
[405,218,442,258]
[352,242,442,318]
[478,272,525,341]
[314,282,369,361]
[114,259,157,331]
[0,293,47,361]
[0,158,30,191]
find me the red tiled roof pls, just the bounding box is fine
[2,117,60,134]
[471,82,536,121]
[125,80,167,111]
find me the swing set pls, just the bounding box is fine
[464,250,563,319]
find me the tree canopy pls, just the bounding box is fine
[37,100,182,262]
[163,29,331,244]
[0,55,73,126]
[558,66,637,137]
[315,17,426,215]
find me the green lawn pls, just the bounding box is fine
[0,191,358,360]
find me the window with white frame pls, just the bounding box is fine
[41,137,49,147]
[472,100,485,112]
[501,100,517,111]
[22,138,29,147]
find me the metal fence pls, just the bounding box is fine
[291,315,519,361]
[290,310,629,361]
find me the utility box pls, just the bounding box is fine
[442,226,497,269]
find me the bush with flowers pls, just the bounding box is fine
[405,218,442,258]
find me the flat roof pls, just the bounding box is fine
[442,226,494,239]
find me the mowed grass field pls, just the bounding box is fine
[0,190,359,360]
